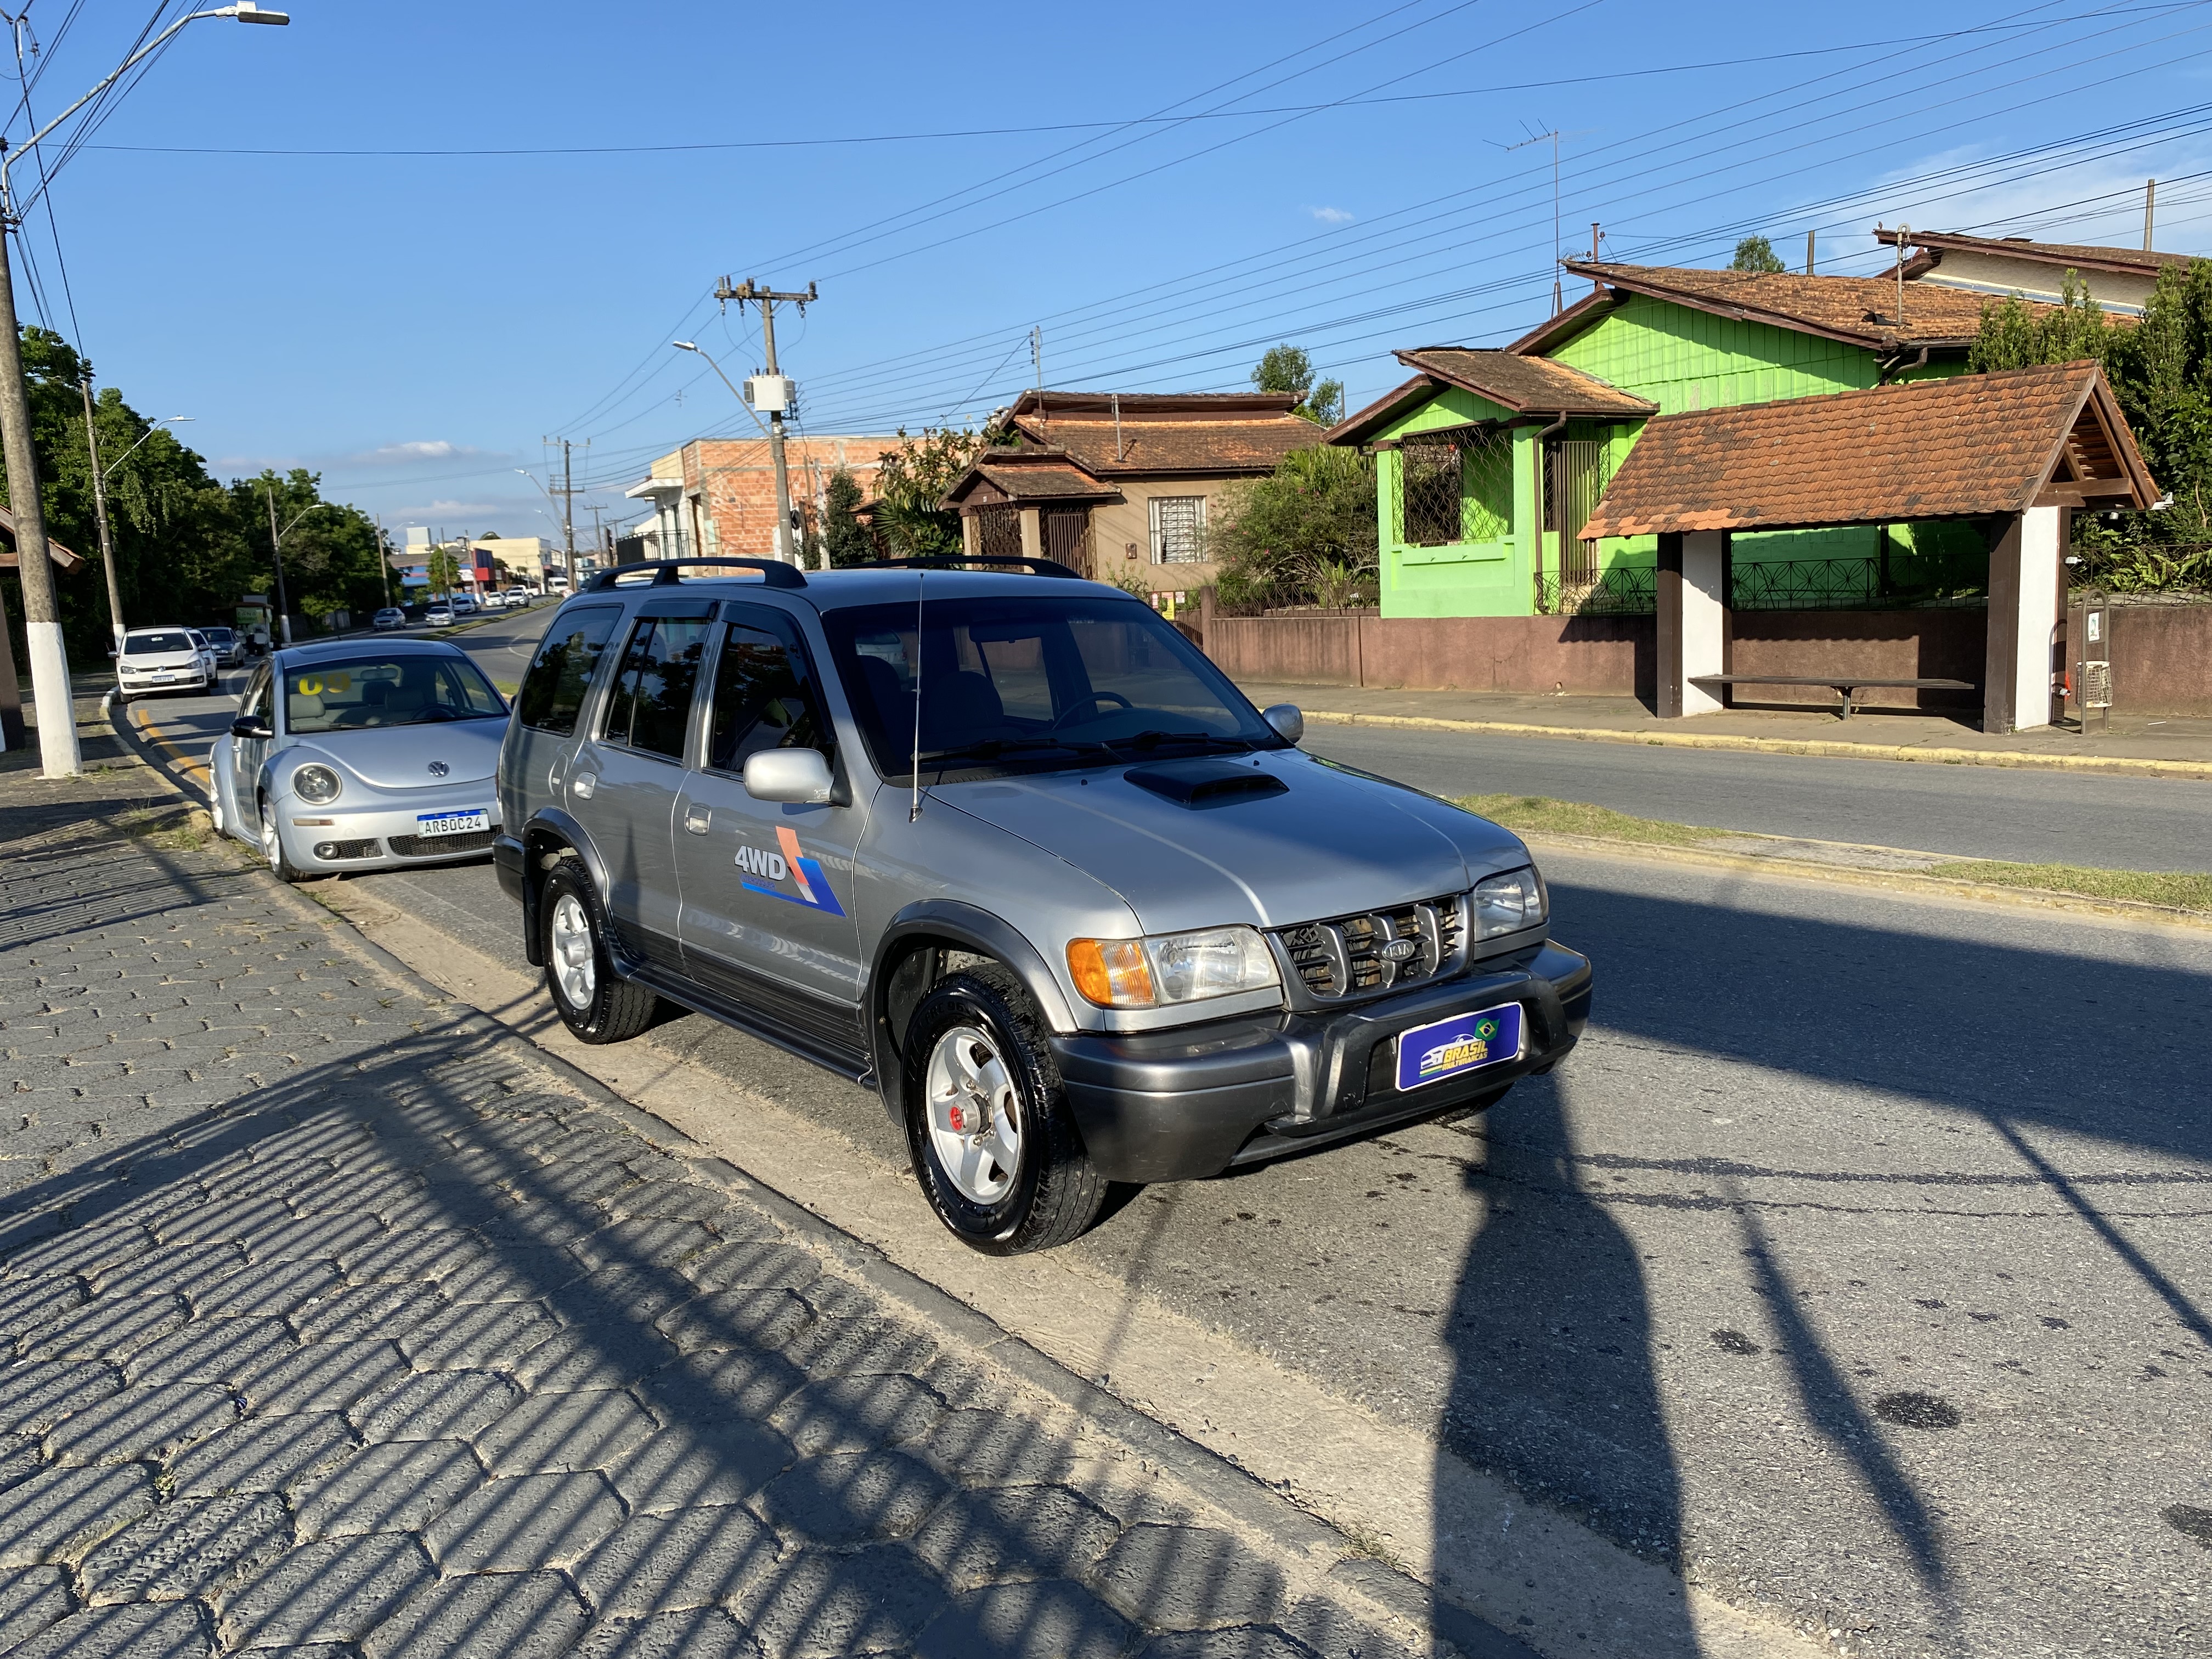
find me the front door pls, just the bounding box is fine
[570,606,712,970]
[673,603,868,1069]
[231,665,273,826]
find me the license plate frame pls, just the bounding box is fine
[414,809,489,839]
[1395,1001,1524,1092]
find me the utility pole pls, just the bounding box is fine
[79,365,125,653]
[0,211,78,772]
[715,276,815,567]
[561,438,575,585]
[2145,178,2157,252]
[374,517,391,608]
[263,481,294,645]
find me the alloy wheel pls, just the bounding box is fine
[549,892,596,1008]
[924,1024,1024,1204]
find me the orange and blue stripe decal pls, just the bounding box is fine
[740,824,846,916]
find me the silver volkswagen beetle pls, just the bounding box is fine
[208,637,509,881]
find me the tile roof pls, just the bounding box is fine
[1327,349,1652,443]
[1576,361,2157,539]
[1538,261,2122,352]
[0,504,80,569]
[943,451,1122,507]
[1876,228,2197,278]
[1002,411,1324,476]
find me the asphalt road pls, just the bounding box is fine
[137,623,2212,1654]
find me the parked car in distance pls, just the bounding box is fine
[449,593,478,617]
[373,607,408,631]
[479,591,507,612]
[202,627,244,668]
[209,637,511,881]
[506,586,532,606]
[114,625,216,702]
[496,558,1593,1255]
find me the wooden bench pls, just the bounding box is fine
[1689,674,1980,720]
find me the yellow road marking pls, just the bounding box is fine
[130,704,212,789]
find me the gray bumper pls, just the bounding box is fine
[1049,940,1592,1183]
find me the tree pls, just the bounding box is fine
[822,467,874,567]
[870,427,986,559]
[1252,343,1344,426]
[1207,444,1378,610]
[426,543,461,598]
[1730,235,1788,274]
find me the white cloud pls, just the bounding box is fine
[1308,206,1355,225]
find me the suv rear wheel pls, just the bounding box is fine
[902,966,1106,1254]
[541,862,658,1043]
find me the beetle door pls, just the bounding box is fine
[231,665,273,826]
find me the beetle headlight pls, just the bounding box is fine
[1066,926,1279,1010]
[292,764,342,804]
[1470,866,1545,941]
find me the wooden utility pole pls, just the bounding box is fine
[715,278,815,567]
[80,366,125,652]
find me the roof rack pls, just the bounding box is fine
[584,558,805,591]
[845,556,1081,579]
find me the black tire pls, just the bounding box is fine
[540,861,657,1044]
[257,796,309,884]
[902,966,1107,1255]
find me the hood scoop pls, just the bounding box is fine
[1122,757,1289,810]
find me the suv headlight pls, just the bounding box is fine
[1470,866,1546,941]
[1066,926,1279,1009]
[292,764,342,804]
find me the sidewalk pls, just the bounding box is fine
[0,770,1474,1658]
[1231,681,2212,776]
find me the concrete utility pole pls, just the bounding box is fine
[79,368,125,653]
[714,277,816,567]
[263,482,294,645]
[561,438,575,585]
[2145,178,2157,252]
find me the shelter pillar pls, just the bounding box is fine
[1656,530,1726,717]
[1983,506,2064,733]
[960,513,980,558]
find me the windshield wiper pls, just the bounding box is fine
[1104,729,1260,755]
[917,735,1113,768]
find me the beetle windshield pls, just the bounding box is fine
[822,592,1284,781]
[281,654,506,733]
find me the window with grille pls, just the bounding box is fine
[1149,495,1207,563]
[1400,432,1465,546]
[975,506,1023,560]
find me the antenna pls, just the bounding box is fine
[1894,222,1910,328]
[1497,125,1594,315]
[908,571,926,823]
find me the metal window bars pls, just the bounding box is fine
[1150,496,1207,564]
[975,506,1023,561]
[1536,565,1656,616]
[1729,558,1881,611]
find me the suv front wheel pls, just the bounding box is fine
[903,967,1107,1254]
[541,862,658,1043]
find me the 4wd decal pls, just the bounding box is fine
[738,825,846,916]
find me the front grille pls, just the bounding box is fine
[388,830,498,857]
[1272,894,1464,1001]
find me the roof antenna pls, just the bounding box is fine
[1894,223,1909,329]
[907,570,926,822]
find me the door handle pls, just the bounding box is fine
[682,806,710,835]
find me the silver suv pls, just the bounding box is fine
[496,558,1592,1254]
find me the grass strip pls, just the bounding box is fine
[1454,793,1718,846]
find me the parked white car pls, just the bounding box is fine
[114,626,216,703]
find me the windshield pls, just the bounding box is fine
[125,631,195,656]
[822,592,1282,781]
[281,654,506,733]
[204,629,234,645]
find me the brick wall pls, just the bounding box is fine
[682,436,904,558]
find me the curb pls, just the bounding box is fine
[104,696,1533,1659]
[1294,707,2212,780]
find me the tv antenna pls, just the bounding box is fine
[1498,123,1595,314]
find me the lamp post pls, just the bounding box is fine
[264,490,337,645]
[672,338,806,569]
[78,379,188,652]
[0,2,287,777]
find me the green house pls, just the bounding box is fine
[1328,261,2028,619]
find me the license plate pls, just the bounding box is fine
[1396,1002,1523,1091]
[415,809,489,838]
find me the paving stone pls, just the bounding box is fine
[680,1240,820,1294]
[918,1408,1082,1490]
[0,1563,75,1647]
[351,1369,521,1443]
[5,1600,211,1659]
[78,1491,291,1603]
[206,1155,338,1202]
[123,1314,296,1389]
[507,1324,680,1394]
[242,1208,386,1265]
[235,1336,410,1419]
[399,1297,562,1372]
[1274,1599,1420,1659]
[89,1240,250,1304]
[291,1281,446,1344]
[290,1437,486,1539]
[331,1226,484,1284]
[0,1276,83,1343]
[754,1449,953,1545]
[603,1181,740,1224]
[916,1578,1140,1659]
[570,1219,719,1272]
[910,1483,1124,1592]
[476,1387,659,1476]
[573,1607,761,1659]
[654,1290,812,1356]
[422,1469,627,1571]
[1090,1525,1286,1632]
[769,1373,946,1458]
[363,1567,590,1659]
[0,1428,43,1492]
[778,1298,941,1381]
[197,1257,342,1320]
[609,1422,798,1515]
[21,1291,188,1361]
[560,1262,697,1323]
[170,1409,357,1497]
[286,1169,425,1217]
[0,1462,157,1566]
[575,1504,780,1620]
[44,1380,235,1468]
[1134,1629,1325,1659]
[437,1244,582,1305]
[154,1191,297,1247]
[213,1532,435,1649]
[727,1542,950,1659]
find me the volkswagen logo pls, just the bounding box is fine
[427,760,449,778]
[1378,938,1419,963]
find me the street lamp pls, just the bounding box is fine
[264,491,339,648]
[80,405,190,653]
[672,339,806,569]
[104,416,192,483]
[0,2,287,774]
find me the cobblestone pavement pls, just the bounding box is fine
[0,775,1443,1659]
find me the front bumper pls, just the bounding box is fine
[274,792,503,872]
[1049,939,1592,1183]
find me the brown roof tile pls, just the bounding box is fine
[943,450,1122,508]
[1876,228,2198,278]
[1326,351,1652,444]
[1577,362,2157,539]
[1003,411,1323,476]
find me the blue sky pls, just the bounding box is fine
[14,0,2212,544]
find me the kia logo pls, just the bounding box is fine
[427,761,449,777]
[1379,938,1418,962]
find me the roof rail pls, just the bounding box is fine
[846,556,1081,579]
[584,558,806,592]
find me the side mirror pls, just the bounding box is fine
[230,718,273,740]
[1262,703,1305,745]
[742,747,834,805]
